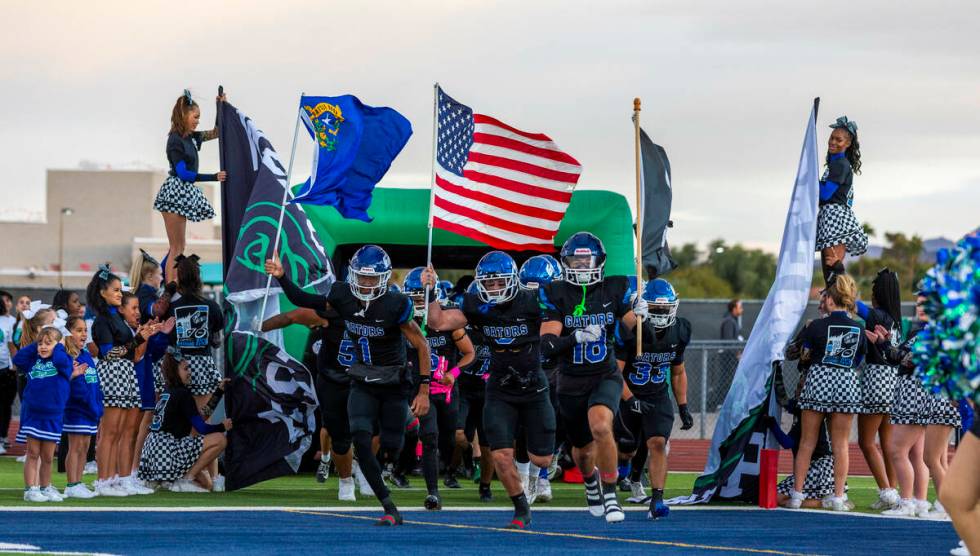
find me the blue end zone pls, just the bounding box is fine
[0,509,958,555]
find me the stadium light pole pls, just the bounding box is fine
[59,207,74,287]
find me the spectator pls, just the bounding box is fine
[720,299,744,341]
[0,294,16,455]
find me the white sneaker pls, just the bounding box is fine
[534,478,552,503]
[883,499,917,517]
[16,454,26,463]
[169,478,209,493]
[786,490,805,509]
[94,479,129,497]
[821,495,850,511]
[923,500,949,520]
[627,481,648,504]
[871,488,900,510]
[212,474,226,493]
[23,487,47,502]
[915,499,932,517]
[352,461,374,497]
[546,455,559,480]
[83,461,98,475]
[119,475,153,495]
[40,485,64,502]
[0,443,6,455]
[338,477,356,501]
[64,483,98,499]
[950,540,970,556]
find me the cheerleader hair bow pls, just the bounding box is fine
[97,263,113,281]
[22,300,52,320]
[173,254,200,264]
[166,345,184,362]
[43,316,70,337]
[183,89,195,107]
[830,116,858,138]
[139,249,159,266]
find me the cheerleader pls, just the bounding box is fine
[138,352,231,492]
[921,366,962,519]
[128,250,175,481]
[52,289,84,319]
[154,89,227,282]
[164,255,223,407]
[13,327,87,502]
[855,269,902,510]
[882,295,931,517]
[815,116,868,285]
[62,316,102,499]
[87,267,159,497]
[116,292,159,494]
[790,274,866,511]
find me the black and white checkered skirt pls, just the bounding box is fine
[890,374,931,426]
[153,175,215,222]
[815,203,868,256]
[154,354,220,396]
[858,364,898,414]
[777,454,836,500]
[798,364,862,414]
[97,358,141,409]
[925,393,961,428]
[137,431,203,482]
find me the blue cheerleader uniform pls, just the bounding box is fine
[136,283,169,410]
[13,343,73,443]
[63,350,103,436]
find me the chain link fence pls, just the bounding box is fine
[670,341,803,440]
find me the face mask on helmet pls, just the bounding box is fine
[562,251,603,286]
[476,274,517,304]
[347,266,390,302]
[647,298,678,328]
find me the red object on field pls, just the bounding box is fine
[759,448,779,509]
[562,466,583,484]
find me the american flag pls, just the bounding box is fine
[433,87,582,251]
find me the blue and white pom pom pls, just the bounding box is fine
[913,231,980,404]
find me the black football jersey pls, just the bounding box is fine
[406,320,458,376]
[327,281,414,368]
[800,311,867,369]
[540,276,632,376]
[461,289,541,348]
[616,318,690,398]
[458,325,490,393]
[166,293,224,356]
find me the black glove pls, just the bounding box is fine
[625,397,644,415]
[678,403,694,430]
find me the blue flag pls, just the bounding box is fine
[290,95,412,221]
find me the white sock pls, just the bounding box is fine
[516,461,530,476]
[528,463,540,480]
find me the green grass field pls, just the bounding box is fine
[0,457,928,513]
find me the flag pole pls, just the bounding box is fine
[632,97,644,356]
[255,93,305,331]
[423,82,439,331]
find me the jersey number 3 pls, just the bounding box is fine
[628,362,667,386]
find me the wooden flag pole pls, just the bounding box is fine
[255,94,305,331]
[423,83,439,331]
[632,97,644,356]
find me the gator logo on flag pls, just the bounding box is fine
[303,102,345,150]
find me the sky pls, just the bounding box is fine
[2,0,978,252]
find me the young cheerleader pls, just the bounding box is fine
[855,269,902,510]
[790,274,866,511]
[129,250,175,483]
[13,305,57,459]
[814,116,868,285]
[62,316,103,499]
[14,327,87,501]
[154,90,227,282]
[138,352,231,492]
[87,266,159,496]
[164,255,223,407]
[117,292,160,494]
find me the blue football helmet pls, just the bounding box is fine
[438,280,454,306]
[474,251,519,304]
[642,278,679,328]
[560,232,606,286]
[347,245,392,302]
[388,283,401,294]
[519,255,562,290]
[402,266,427,317]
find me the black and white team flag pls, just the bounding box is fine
[638,129,677,277]
[223,330,318,491]
[668,99,821,504]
